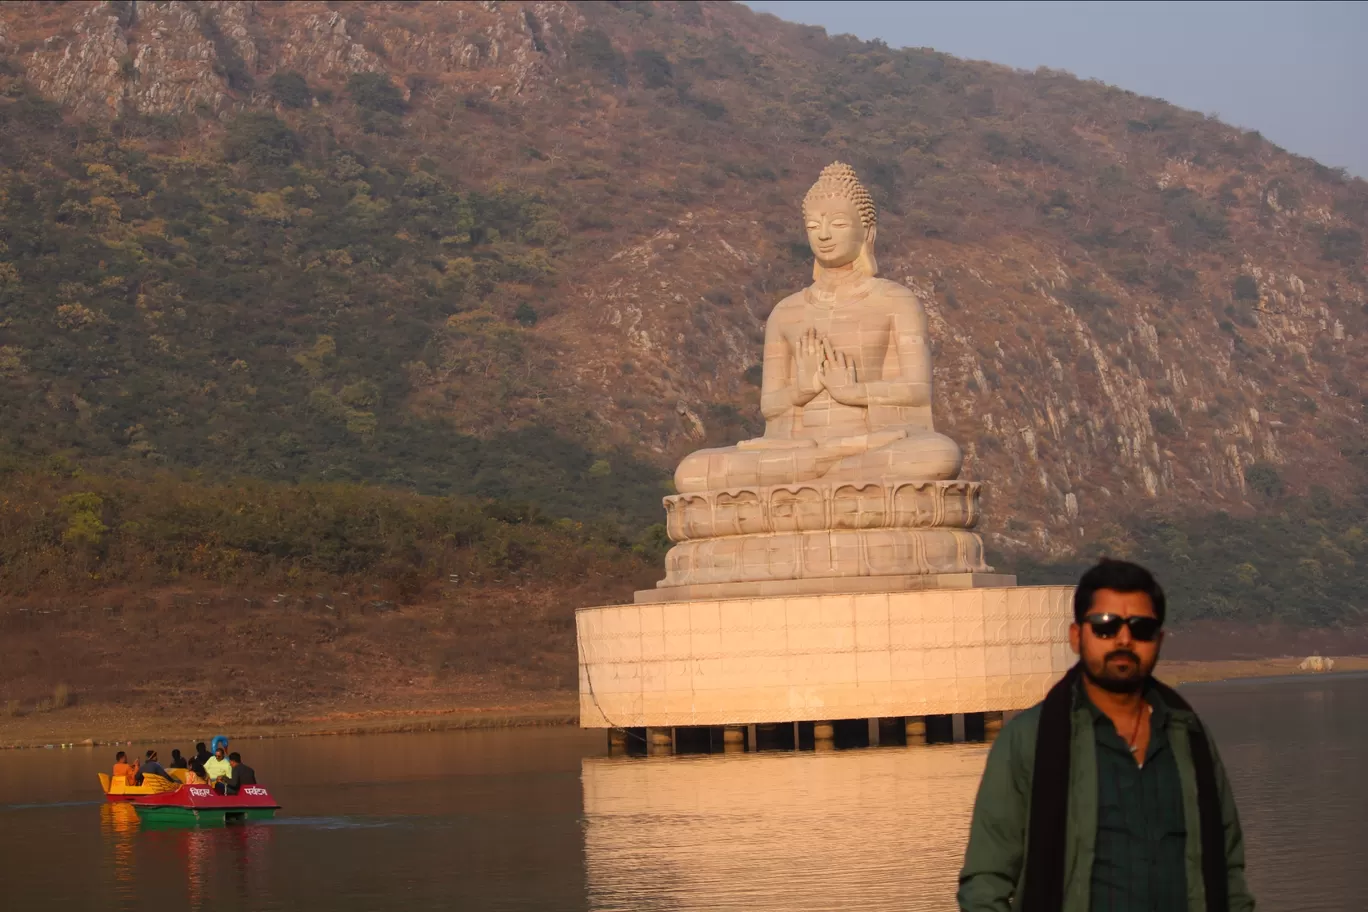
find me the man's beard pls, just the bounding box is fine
[1083,648,1152,693]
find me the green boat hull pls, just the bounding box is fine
[134,806,277,827]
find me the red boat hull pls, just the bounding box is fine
[131,784,280,822]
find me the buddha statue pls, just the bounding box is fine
[674,162,963,494]
[647,164,991,599]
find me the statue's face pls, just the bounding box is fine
[804,195,864,269]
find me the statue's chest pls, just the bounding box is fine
[804,305,890,354]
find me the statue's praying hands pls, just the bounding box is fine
[794,327,826,396]
[816,338,859,404]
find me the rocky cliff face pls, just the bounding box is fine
[1,0,1365,556]
[9,0,573,117]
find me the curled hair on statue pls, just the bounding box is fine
[802,161,877,228]
[803,161,880,280]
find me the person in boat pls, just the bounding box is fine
[169,748,188,770]
[187,758,210,785]
[205,744,232,790]
[192,741,212,768]
[223,752,258,796]
[112,750,135,785]
[135,749,174,786]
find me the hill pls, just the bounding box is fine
[0,0,1365,653]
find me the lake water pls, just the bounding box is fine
[2,674,1365,910]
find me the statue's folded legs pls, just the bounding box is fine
[674,430,962,494]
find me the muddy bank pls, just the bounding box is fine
[0,697,579,750]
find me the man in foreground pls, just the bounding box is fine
[958,559,1255,911]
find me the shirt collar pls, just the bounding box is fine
[1074,672,1170,728]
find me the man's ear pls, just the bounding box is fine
[1068,622,1082,656]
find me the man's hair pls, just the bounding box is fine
[228,752,241,763]
[145,749,156,759]
[195,741,206,751]
[171,749,182,758]
[116,751,127,761]
[1073,558,1166,625]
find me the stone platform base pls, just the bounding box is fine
[577,585,1075,728]
[659,527,990,589]
[635,572,1017,604]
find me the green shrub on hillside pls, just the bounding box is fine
[269,71,313,109]
[571,28,626,86]
[1320,227,1363,265]
[633,49,673,88]
[1245,462,1284,498]
[1232,274,1259,302]
[223,112,300,165]
[347,72,407,114]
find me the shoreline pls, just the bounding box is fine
[3,656,1364,750]
[0,702,580,751]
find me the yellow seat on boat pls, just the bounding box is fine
[99,772,181,799]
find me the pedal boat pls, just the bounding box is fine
[131,783,281,824]
[98,768,190,801]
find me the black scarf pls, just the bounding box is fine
[1019,664,1228,912]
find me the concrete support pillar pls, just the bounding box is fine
[647,727,673,756]
[608,729,629,754]
[813,720,835,751]
[722,725,746,753]
[984,711,1005,743]
[905,715,927,746]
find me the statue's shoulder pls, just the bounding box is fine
[870,277,921,301]
[871,277,925,310]
[768,290,808,319]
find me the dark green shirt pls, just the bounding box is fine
[1083,683,1188,912]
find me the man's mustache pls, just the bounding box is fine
[1105,649,1140,664]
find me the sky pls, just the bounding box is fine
[744,1,1368,178]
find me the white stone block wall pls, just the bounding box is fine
[577,586,1076,728]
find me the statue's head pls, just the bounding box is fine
[802,162,878,279]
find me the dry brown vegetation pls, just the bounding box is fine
[0,576,631,744]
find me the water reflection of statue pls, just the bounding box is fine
[674,162,962,494]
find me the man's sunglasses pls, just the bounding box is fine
[1082,613,1163,642]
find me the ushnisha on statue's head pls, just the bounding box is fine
[802,161,878,281]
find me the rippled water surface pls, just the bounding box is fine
[2,674,1365,910]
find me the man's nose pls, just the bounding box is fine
[817,220,832,239]
[1113,622,1133,647]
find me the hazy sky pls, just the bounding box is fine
[744,1,1368,178]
